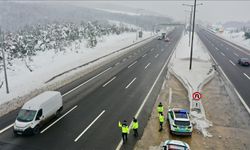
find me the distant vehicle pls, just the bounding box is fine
[13,91,63,135]
[238,58,250,66]
[165,37,170,42]
[167,108,192,136]
[158,36,163,40]
[162,140,191,150]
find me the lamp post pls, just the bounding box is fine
[182,2,203,70]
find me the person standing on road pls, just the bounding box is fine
[157,102,164,114]
[118,120,129,144]
[159,112,164,132]
[132,117,139,137]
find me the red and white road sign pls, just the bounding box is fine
[192,92,202,101]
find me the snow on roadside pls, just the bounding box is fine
[0,32,152,106]
[216,30,250,52]
[169,31,214,137]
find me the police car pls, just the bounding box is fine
[162,140,190,150]
[167,108,192,136]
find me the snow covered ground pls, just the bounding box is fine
[169,32,214,137]
[0,32,152,106]
[217,30,250,51]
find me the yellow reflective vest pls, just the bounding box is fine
[159,114,164,123]
[118,122,129,134]
[132,121,139,129]
[157,105,164,113]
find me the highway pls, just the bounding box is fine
[0,27,183,150]
[197,27,250,110]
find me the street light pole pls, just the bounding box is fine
[189,0,197,70]
[0,29,9,93]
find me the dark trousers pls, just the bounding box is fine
[122,133,128,143]
[133,129,138,137]
[159,122,163,132]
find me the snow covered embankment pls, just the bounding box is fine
[217,30,250,52]
[169,32,214,137]
[0,32,153,116]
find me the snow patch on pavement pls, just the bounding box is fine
[169,31,214,137]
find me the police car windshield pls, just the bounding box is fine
[17,109,37,122]
[174,120,190,126]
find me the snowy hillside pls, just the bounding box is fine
[0,21,152,105]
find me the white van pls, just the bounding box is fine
[13,91,63,135]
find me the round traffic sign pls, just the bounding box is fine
[192,92,202,101]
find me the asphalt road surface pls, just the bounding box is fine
[0,27,183,150]
[197,27,250,109]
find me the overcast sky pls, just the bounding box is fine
[72,0,250,24]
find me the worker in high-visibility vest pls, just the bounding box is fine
[159,112,164,132]
[157,102,164,114]
[132,117,139,137]
[118,120,129,143]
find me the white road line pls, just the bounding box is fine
[234,53,239,57]
[102,77,116,87]
[142,54,147,57]
[215,47,219,51]
[161,49,164,52]
[221,52,225,56]
[128,61,137,68]
[125,78,136,89]
[62,67,112,96]
[116,42,173,150]
[41,105,78,133]
[122,58,127,62]
[226,47,229,50]
[74,110,105,142]
[0,123,14,134]
[243,73,250,80]
[150,48,154,51]
[229,60,236,66]
[144,63,151,69]
[115,62,120,66]
[155,54,159,58]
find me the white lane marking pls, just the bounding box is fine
[150,48,154,51]
[74,110,105,142]
[115,62,120,66]
[102,77,116,87]
[155,54,159,58]
[234,53,239,57]
[161,49,164,52]
[229,60,236,66]
[41,105,78,133]
[128,61,137,68]
[226,47,229,50]
[243,73,250,80]
[215,47,219,51]
[144,63,151,69]
[142,54,147,57]
[0,123,14,134]
[234,88,250,114]
[116,42,173,150]
[221,52,225,56]
[125,78,136,89]
[122,58,127,62]
[62,67,112,96]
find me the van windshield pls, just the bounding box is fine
[17,109,37,122]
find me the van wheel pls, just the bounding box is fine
[33,125,40,135]
[55,110,61,118]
